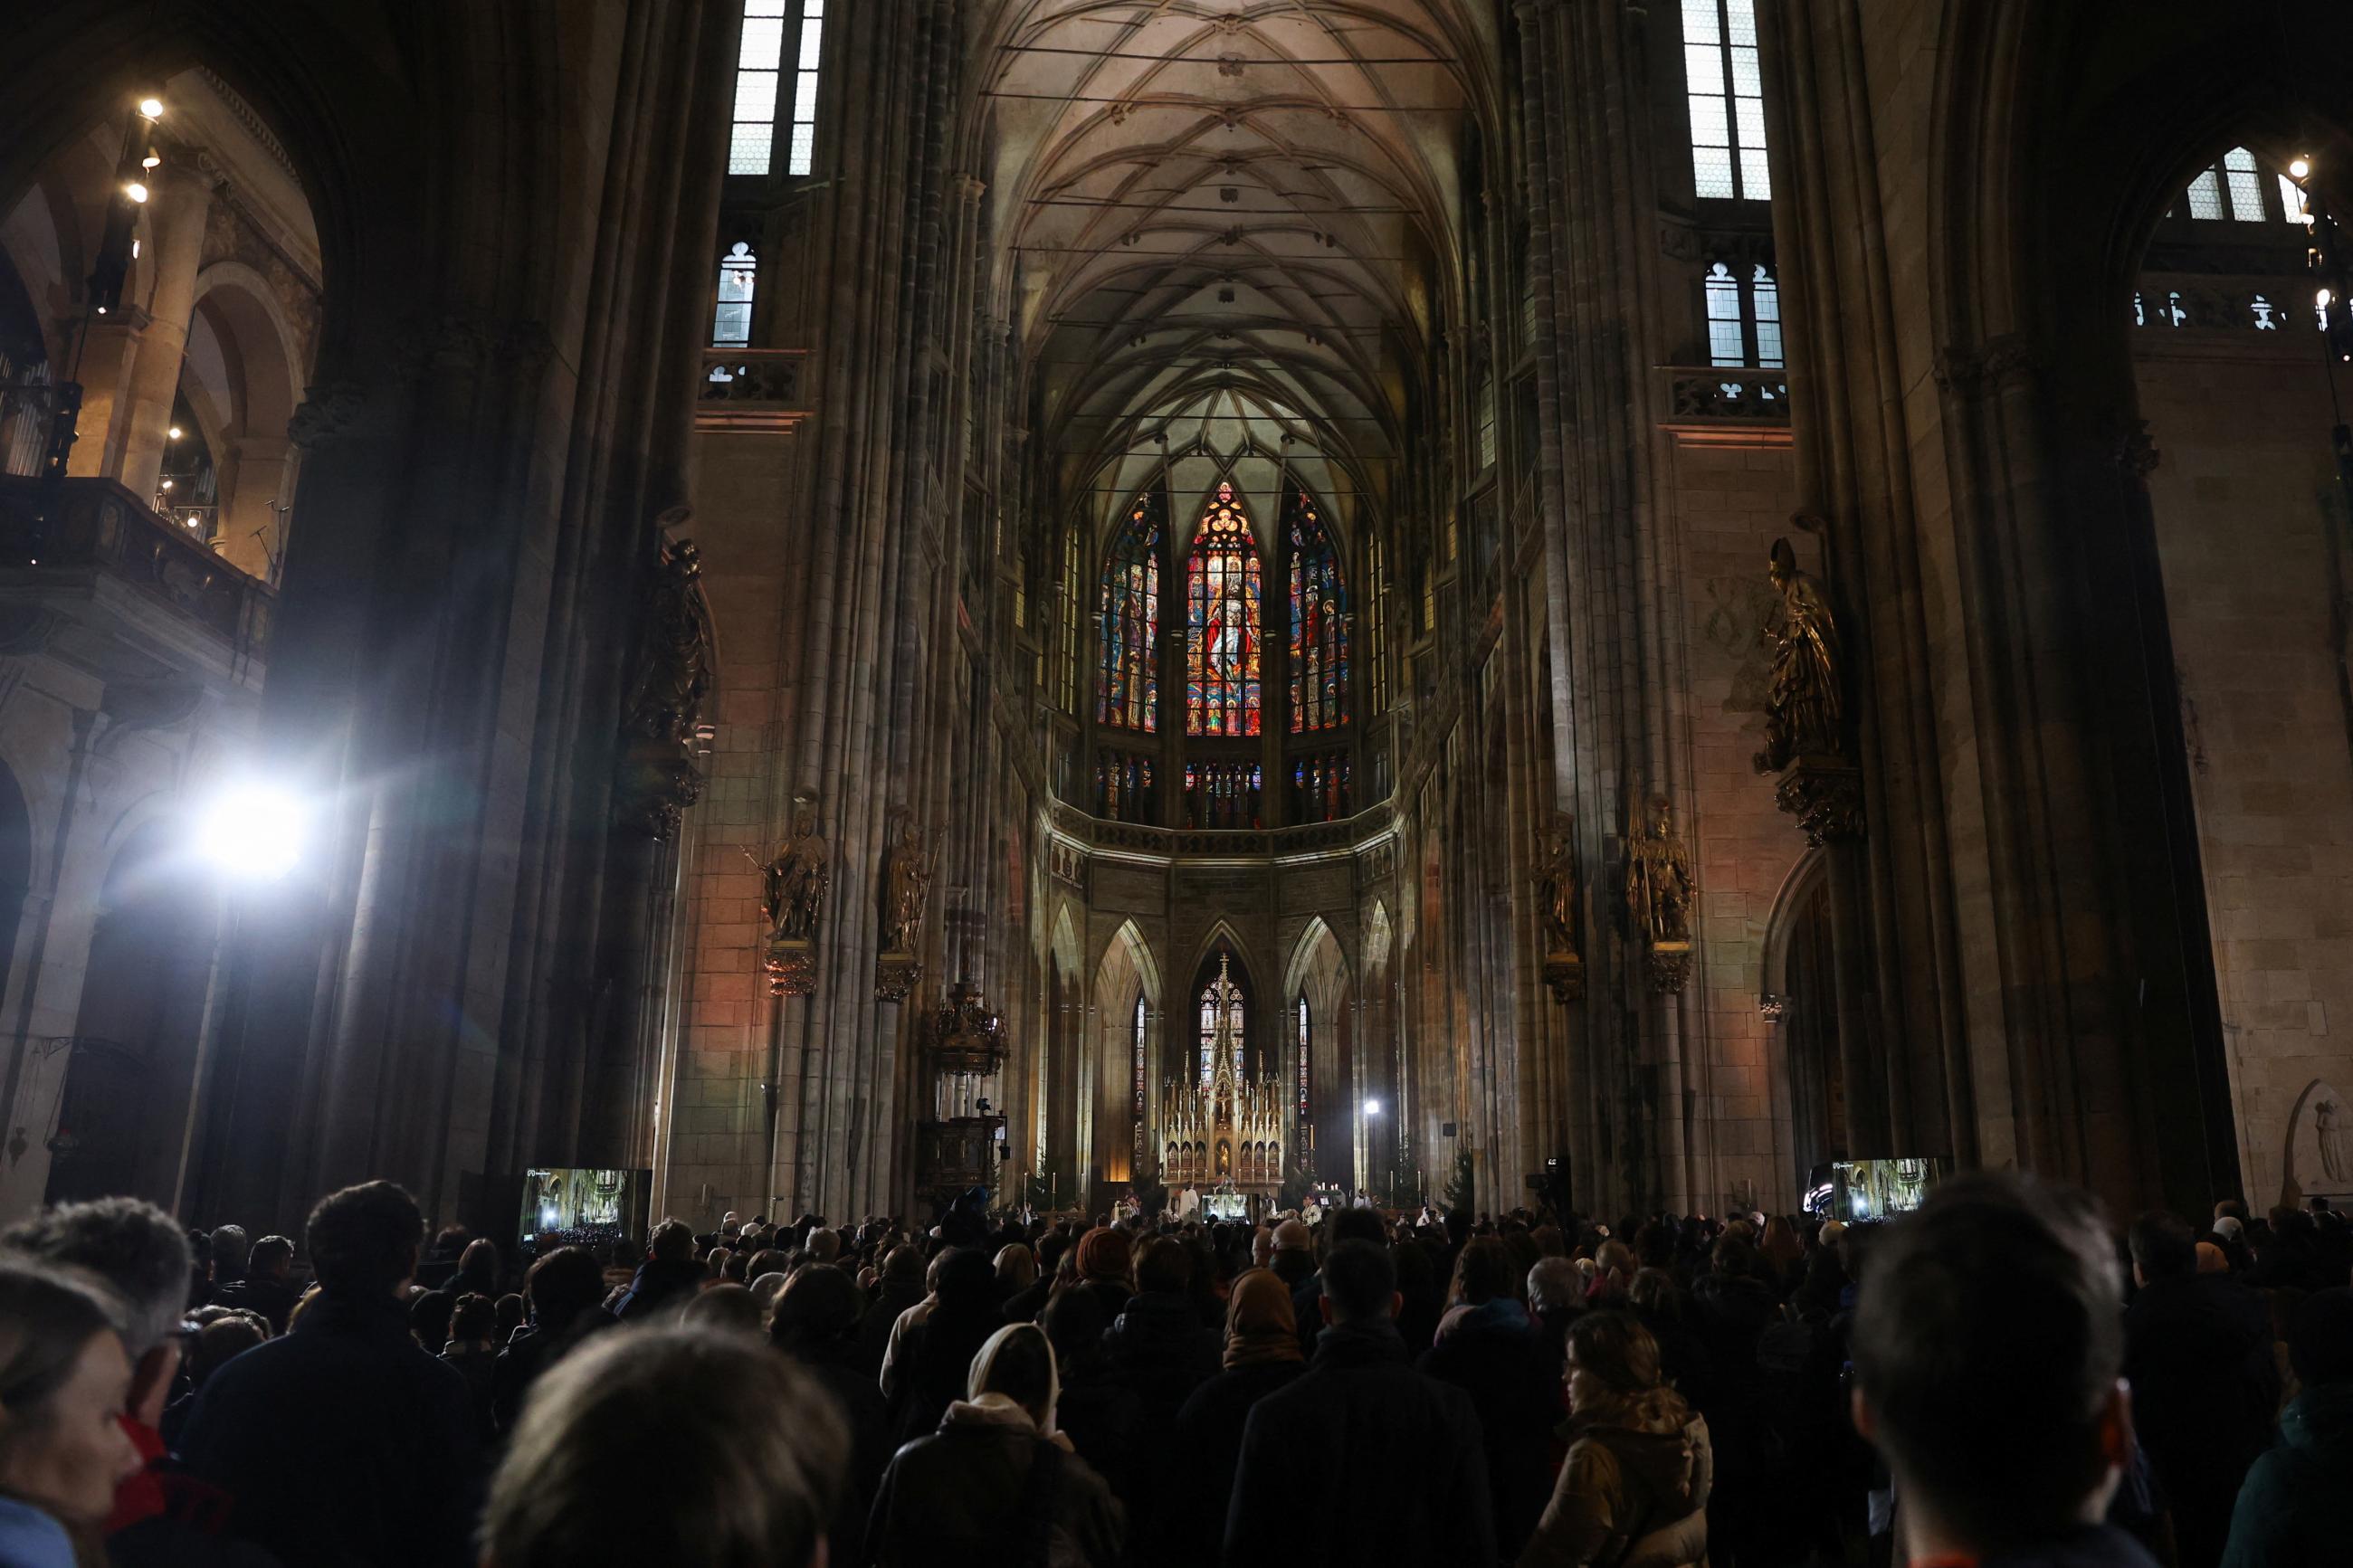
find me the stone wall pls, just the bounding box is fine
[2135,332,2353,1206]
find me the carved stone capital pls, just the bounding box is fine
[1758,993,1790,1023]
[1930,333,2043,399]
[287,379,367,449]
[1647,940,1693,994]
[1772,758,1865,845]
[1543,950,1584,1004]
[766,936,817,998]
[875,951,922,1003]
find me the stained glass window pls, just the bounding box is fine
[1198,965,1245,1088]
[1099,489,1161,731]
[1287,489,1348,733]
[1186,481,1262,736]
[1185,761,1261,830]
[713,242,757,347]
[1096,749,1154,823]
[1132,994,1148,1128]
[1290,752,1351,822]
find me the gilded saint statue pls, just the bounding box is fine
[1625,795,1694,953]
[1533,819,1578,957]
[1753,536,1843,775]
[881,817,932,955]
[751,800,831,944]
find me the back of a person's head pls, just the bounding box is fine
[882,1242,926,1283]
[1451,1236,1515,1307]
[968,1321,1057,1421]
[459,1237,500,1280]
[1528,1256,1582,1315]
[1706,1232,1754,1278]
[248,1235,295,1278]
[805,1229,841,1263]
[190,1314,264,1383]
[485,1325,845,1568]
[207,1225,251,1278]
[1321,1239,1396,1325]
[2128,1210,2196,1283]
[0,1197,191,1360]
[1853,1173,2122,1553]
[1564,1309,1676,1422]
[648,1219,694,1263]
[2289,1288,2353,1387]
[307,1181,424,1298]
[450,1292,497,1344]
[1135,1236,1192,1296]
[1329,1206,1386,1250]
[525,1246,605,1330]
[768,1262,861,1354]
[1040,1281,1110,1364]
[679,1283,761,1335]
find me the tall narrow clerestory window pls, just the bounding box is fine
[786,1,825,176]
[1186,481,1262,736]
[1099,488,1162,732]
[712,242,757,347]
[1287,487,1348,733]
[1295,995,1311,1125]
[730,1,787,175]
[1704,261,1783,368]
[1683,0,1769,200]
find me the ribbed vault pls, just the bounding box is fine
[976,1,1493,549]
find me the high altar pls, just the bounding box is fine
[1158,955,1287,1195]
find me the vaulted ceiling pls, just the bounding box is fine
[974,1,1497,553]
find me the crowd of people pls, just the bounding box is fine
[0,1176,2339,1567]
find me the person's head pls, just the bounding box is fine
[1223,1268,1301,1369]
[678,1283,761,1335]
[1851,1174,2127,1555]
[1627,1266,1684,1318]
[2211,1214,2243,1243]
[933,1248,998,1316]
[186,1315,264,1388]
[206,1225,251,1283]
[1318,1240,1398,1327]
[524,1246,605,1335]
[1074,1227,1132,1288]
[247,1235,295,1283]
[410,1289,455,1351]
[2194,1241,2227,1275]
[0,1259,140,1527]
[1,1196,195,1430]
[2127,1211,2196,1287]
[968,1322,1059,1430]
[1135,1236,1192,1297]
[2214,1198,2248,1225]
[769,1262,862,1353]
[647,1219,694,1264]
[993,1243,1037,1294]
[1251,1226,1276,1269]
[1040,1282,1110,1370]
[483,1326,844,1568]
[449,1292,497,1346]
[1562,1310,1685,1429]
[805,1229,841,1265]
[1527,1257,1582,1316]
[458,1238,500,1289]
[307,1181,424,1300]
[495,1293,526,1338]
[1328,1207,1387,1250]
[1449,1236,1516,1308]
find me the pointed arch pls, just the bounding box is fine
[1186,927,1256,1088]
[1185,478,1263,736]
[1091,917,1161,1186]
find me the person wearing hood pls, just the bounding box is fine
[1152,1269,1307,1568]
[1424,1237,1560,1560]
[1519,1311,1710,1568]
[866,1321,1124,1567]
[2220,1287,2353,1568]
[1226,1240,1493,1567]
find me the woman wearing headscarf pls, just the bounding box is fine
[1519,1312,1712,1568]
[1148,1269,1308,1568]
[866,1323,1124,1568]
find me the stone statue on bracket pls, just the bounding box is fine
[1755,530,1863,844]
[1625,794,1694,993]
[749,795,828,995]
[875,813,932,1002]
[1532,815,1583,1003]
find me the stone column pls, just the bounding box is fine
[115,160,214,504]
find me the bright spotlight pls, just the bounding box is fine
[195,784,309,881]
[2291,156,2311,179]
[138,97,165,119]
[1363,1098,1381,1117]
[125,182,149,204]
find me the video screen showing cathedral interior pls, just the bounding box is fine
[1,2,2349,1565]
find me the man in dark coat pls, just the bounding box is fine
[856,1244,929,1375]
[209,1234,300,1335]
[607,1218,704,1320]
[1152,1268,1305,1568]
[1225,1240,1494,1567]
[179,1181,482,1568]
[2123,1211,2279,1568]
[1100,1238,1221,1544]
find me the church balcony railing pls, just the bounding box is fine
[696,347,812,433]
[0,475,273,661]
[1050,796,1394,861]
[1656,365,1792,431]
